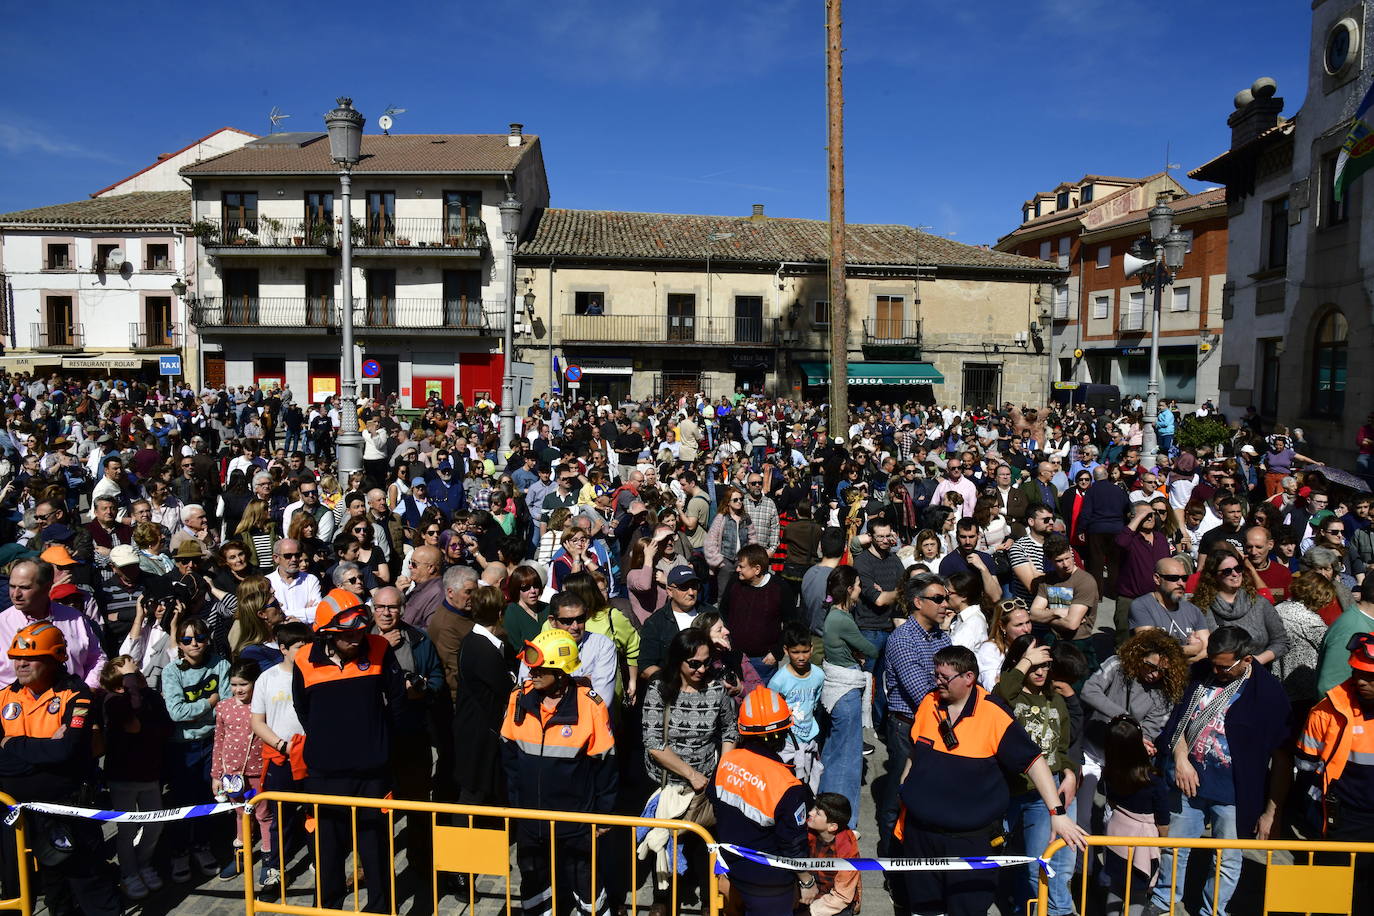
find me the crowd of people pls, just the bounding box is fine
[0,374,1371,916]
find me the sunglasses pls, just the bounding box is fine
[1158,573,1188,582]
[279,551,301,559]
[684,658,708,670]
[34,512,53,522]
[555,614,588,625]
[300,490,318,496]
[921,593,950,604]
[1217,565,1243,576]
[178,635,208,645]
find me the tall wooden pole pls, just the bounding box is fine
[825,0,848,439]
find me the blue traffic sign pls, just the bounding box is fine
[158,355,182,376]
[565,365,583,382]
[362,359,382,378]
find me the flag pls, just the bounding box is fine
[1335,78,1374,201]
[551,355,562,393]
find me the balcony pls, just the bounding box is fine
[863,319,923,347]
[129,323,181,350]
[195,217,487,257]
[32,323,84,350]
[1120,311,1145,333]
[191,298,504,335]
[557,314,777,347]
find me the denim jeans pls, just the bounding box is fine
[817,687,863,829]
[1149,794,1240,916]
[1006,784,1077,915]
[858,628,890,722]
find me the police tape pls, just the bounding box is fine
[708,843,1055,877]
[3,800,246,826]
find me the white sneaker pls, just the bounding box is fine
[121,874,149,901]
[170,856,192,884]
[193,845,218,877]
[140,866,164,892]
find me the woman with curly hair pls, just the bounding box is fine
[1192,546,1289,664]
[1272,571,1336,711]
[1078,629,1187,835]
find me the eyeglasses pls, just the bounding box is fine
[1157,573,1188,582]
[933,671,970,685]
[684,658,708,670]
[555,614,587,625]
[300,489,318,496]
[1217,565,1243,577]
[729,497,743,503]
[424,528,440,536]
[34,511,53,522]
[1327,529,1346,536]
[373,603,402,611]
[343,576,361,584]
[921,592,950,604]
[178,635,208,645]
[279,551,301,559]
[1212,657,1247,675]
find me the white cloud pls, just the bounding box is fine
[0,123,119,161]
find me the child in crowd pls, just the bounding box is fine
[100,655,173,902]
[767,622,825,790]
[806,793,861,915]
[1099,715,1169,914]
[211,660,273,882]
[249,621,312,889]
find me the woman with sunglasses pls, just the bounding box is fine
[640,626,737,916]
[975,598,1034,690]
[704,486,754,600]
[1079,630,1187,836]
[1193,546,1289,665]
[996,634,1078,916]
[1060,470,1093,559]
[349,516,391,586]
[227,576,287,669]
[503,565,548,653]
[160,615,231,883]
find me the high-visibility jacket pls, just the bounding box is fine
[500,680,616,837]
[1297,679,1374,831]
[711,746,810,891]
[292,634,406,777]
[0,674,95,800]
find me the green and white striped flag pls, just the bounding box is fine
[1335,79,1374,202]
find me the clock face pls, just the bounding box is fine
[1327,23,1352,74]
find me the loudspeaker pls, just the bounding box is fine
[1123,252,1153,277]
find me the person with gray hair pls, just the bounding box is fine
[169,503,218,553]
[268,537,321,623]
[1300,544,1360,612]
[331,561,367,599]
[430,565,480,701]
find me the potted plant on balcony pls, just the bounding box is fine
[396,236,411,247]
[309,222,332,247]
[191,220,219,246]
[259,216,284,245]
[349,218,367,246]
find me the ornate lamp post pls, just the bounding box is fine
[499,190,522,450]
[324,97,365,476]
[1137,192,1190,458]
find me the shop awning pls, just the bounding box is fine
[0,355,61,371]
[797,360,945,386]
[61,355,146,371]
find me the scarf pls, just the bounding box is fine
[1170,666,1251,753]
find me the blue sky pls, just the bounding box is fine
[0,0,1312,246]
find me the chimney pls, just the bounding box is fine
[1227,78,1283,148]
[508,123,524,147]
[750,203,766,221]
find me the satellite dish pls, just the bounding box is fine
[378,115,394,133]
[109,249,125,268]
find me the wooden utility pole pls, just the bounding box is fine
[825,0,848,439]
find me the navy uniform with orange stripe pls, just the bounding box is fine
[1296,634,1374,840]
[896,681,1041,916]
[711,687,813,916]
[502,630,617,916]
[0,622,119,916]
[291,594,407,914]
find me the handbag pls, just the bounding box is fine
[219,735,255,800]
[660,700,716,829]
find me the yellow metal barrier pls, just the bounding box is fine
[241,790,721,916]
[1035,835,1374,916]
[0,791,33,916]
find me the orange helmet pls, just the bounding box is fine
[1348,633,1374,673]
[738,686,792,736]
[9,621,69,663]
[314,588,370,633]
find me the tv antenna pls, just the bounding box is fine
[268,107,291,133]
[379,105,407,135]
[1164,141,1181,173]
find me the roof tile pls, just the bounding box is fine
[179,134,538,175]
[0,191,191,227]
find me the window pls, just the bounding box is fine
[1170,286,1191,313]
[812,300,830,327]
[222,192,257,235]
[1039,240,1051,261]
[145,243,170,271]
[223,269,260,324]
[1081,185,1094,204]
[574,291,605,316]
[306,269,334,327]
[1092,294,1109,319]
[444,191,482,244]
[961,363,1002,410]
[144,297,173,345]
[1034,200,1043,217]
[305,191,334,242]
[735,295,764,343]
[1258,338,1281,417]
[44,243,70,270]
[1058,237,1070,259]
[1056,191,1070,210]
[1322,152,1349,227]
[1052,286,1069,319]
[365,269,396,325]
[667,294,696,341]
[1266,197,1289,269]
[366,191,395,245]
[1023,206,1033,223]
[1122,291,1145,331]
[443,269,482,327]
[96,243,119,270]
[43,296,74,346]
[1095,245,1111,268]
[1311,309,1348,416]
[874,294,905,339]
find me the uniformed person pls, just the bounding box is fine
[292,590,407,914]
[0,622,120,915]
[711,686,816,916]
[501,629,617,916]
[894,645,1086,916]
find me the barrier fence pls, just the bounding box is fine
[0,792,30,916]
[240,791,722,916]
[1036,835,1374,916]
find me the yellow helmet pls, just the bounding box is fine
[524,629,580,675]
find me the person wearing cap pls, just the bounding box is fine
[501,628,617,916]
[293,590,406,912]
[0,560,106,690]
[0,621,121,915]
[710,686,815,915]
[639,565,716,679]
[397,475,432,529]
[92,543,167,652]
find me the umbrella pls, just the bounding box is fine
[1305,465,1371,493]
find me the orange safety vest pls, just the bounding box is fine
[293,634,388,689]
[1299,679,1374,792]
[713,747,802,827]
[0,678,91,738]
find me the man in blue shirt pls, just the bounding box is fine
[1156,402,1177,455]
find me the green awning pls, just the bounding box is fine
[797,360,944,386]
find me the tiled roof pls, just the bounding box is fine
[0,191,191,227]
[90,127,257,197]
[518,208,1059,272]
[180,134,539,175]
[1188,119,1295,181]
[1085,188,1226,233]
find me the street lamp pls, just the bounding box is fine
[325,97,365,477]
[499,190,523,450]
[1137,192,1189,459]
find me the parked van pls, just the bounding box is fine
[1051,382,1121,413]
